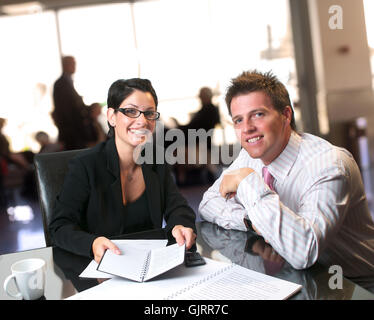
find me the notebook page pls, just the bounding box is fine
[144,243,185,281]
[97,245,149,281]
[79,239,167,279]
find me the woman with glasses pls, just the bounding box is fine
[49,78,197,263]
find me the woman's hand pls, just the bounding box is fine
[92,236,121,263]
[171,225,197,250]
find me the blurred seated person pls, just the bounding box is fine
[85,103,107,147]
[177,87,221,147]
[35,131,62,153]
[173,87,221,185]
[49,78,197,263]
[0,118,30,170]
[0,118,36,199]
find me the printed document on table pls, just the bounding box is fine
[79,239,168,279]
[69,258,302,300]
[68,258,231,300]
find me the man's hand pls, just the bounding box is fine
[172,225,196,250]
[219,168,254,199]
[92,236,121,263]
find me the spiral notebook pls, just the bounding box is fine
[97,242,185,282]
[164,261,302,300]
[79,239,168,279]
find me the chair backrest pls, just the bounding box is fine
[34,149,86,246]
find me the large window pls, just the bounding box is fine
[0,12,60,151]
[0,0,297,151]
[57,4,139,105]
[134,0,297,144]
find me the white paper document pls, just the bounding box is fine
[79,239,168,279]
[69,258,302,300]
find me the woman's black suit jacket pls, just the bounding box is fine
[49,137,196,258]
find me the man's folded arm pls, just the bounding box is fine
[236,170,349,270]
[199,175,248,231]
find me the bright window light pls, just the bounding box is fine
[134,0,296,144]
[7,205,34,223]
[57,3,139,105]
[0,11,60,152]
[0,0,296,151]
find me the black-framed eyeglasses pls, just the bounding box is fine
[117,106,160,120]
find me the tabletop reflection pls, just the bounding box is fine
[197,221,363,300]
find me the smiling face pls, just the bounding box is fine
[107,89,156,150]
[230,91,292,165]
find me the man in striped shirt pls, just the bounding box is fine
[199,70,374,287]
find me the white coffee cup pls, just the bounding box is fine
[3,258,46,300]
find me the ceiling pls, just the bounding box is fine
[0,0,148,14]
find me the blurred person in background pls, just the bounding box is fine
[34,131,62,153]
[0,118,30,170]
[52,56,98,150]
[177,87,221,143]
[174,87,221,185]
[85,103,107,147]
[0,118,36,201]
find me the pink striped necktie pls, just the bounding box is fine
[262,166,275,191]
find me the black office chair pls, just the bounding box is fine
[34,149,86,246]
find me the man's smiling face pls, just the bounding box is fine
[230,91,292,165]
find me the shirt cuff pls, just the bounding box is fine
[236,172,273,208]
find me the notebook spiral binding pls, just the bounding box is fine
[164,263,234,300]
[140,251,152,282]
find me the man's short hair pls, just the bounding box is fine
[225,70,296,130]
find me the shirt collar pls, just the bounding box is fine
[265,131,301,185]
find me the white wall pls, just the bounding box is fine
[308,0,374,164]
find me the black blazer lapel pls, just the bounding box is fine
[104,138,123,220]
[142,164,163,228]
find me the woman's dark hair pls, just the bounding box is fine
[107,78,158,137]
[225,70,296,130]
